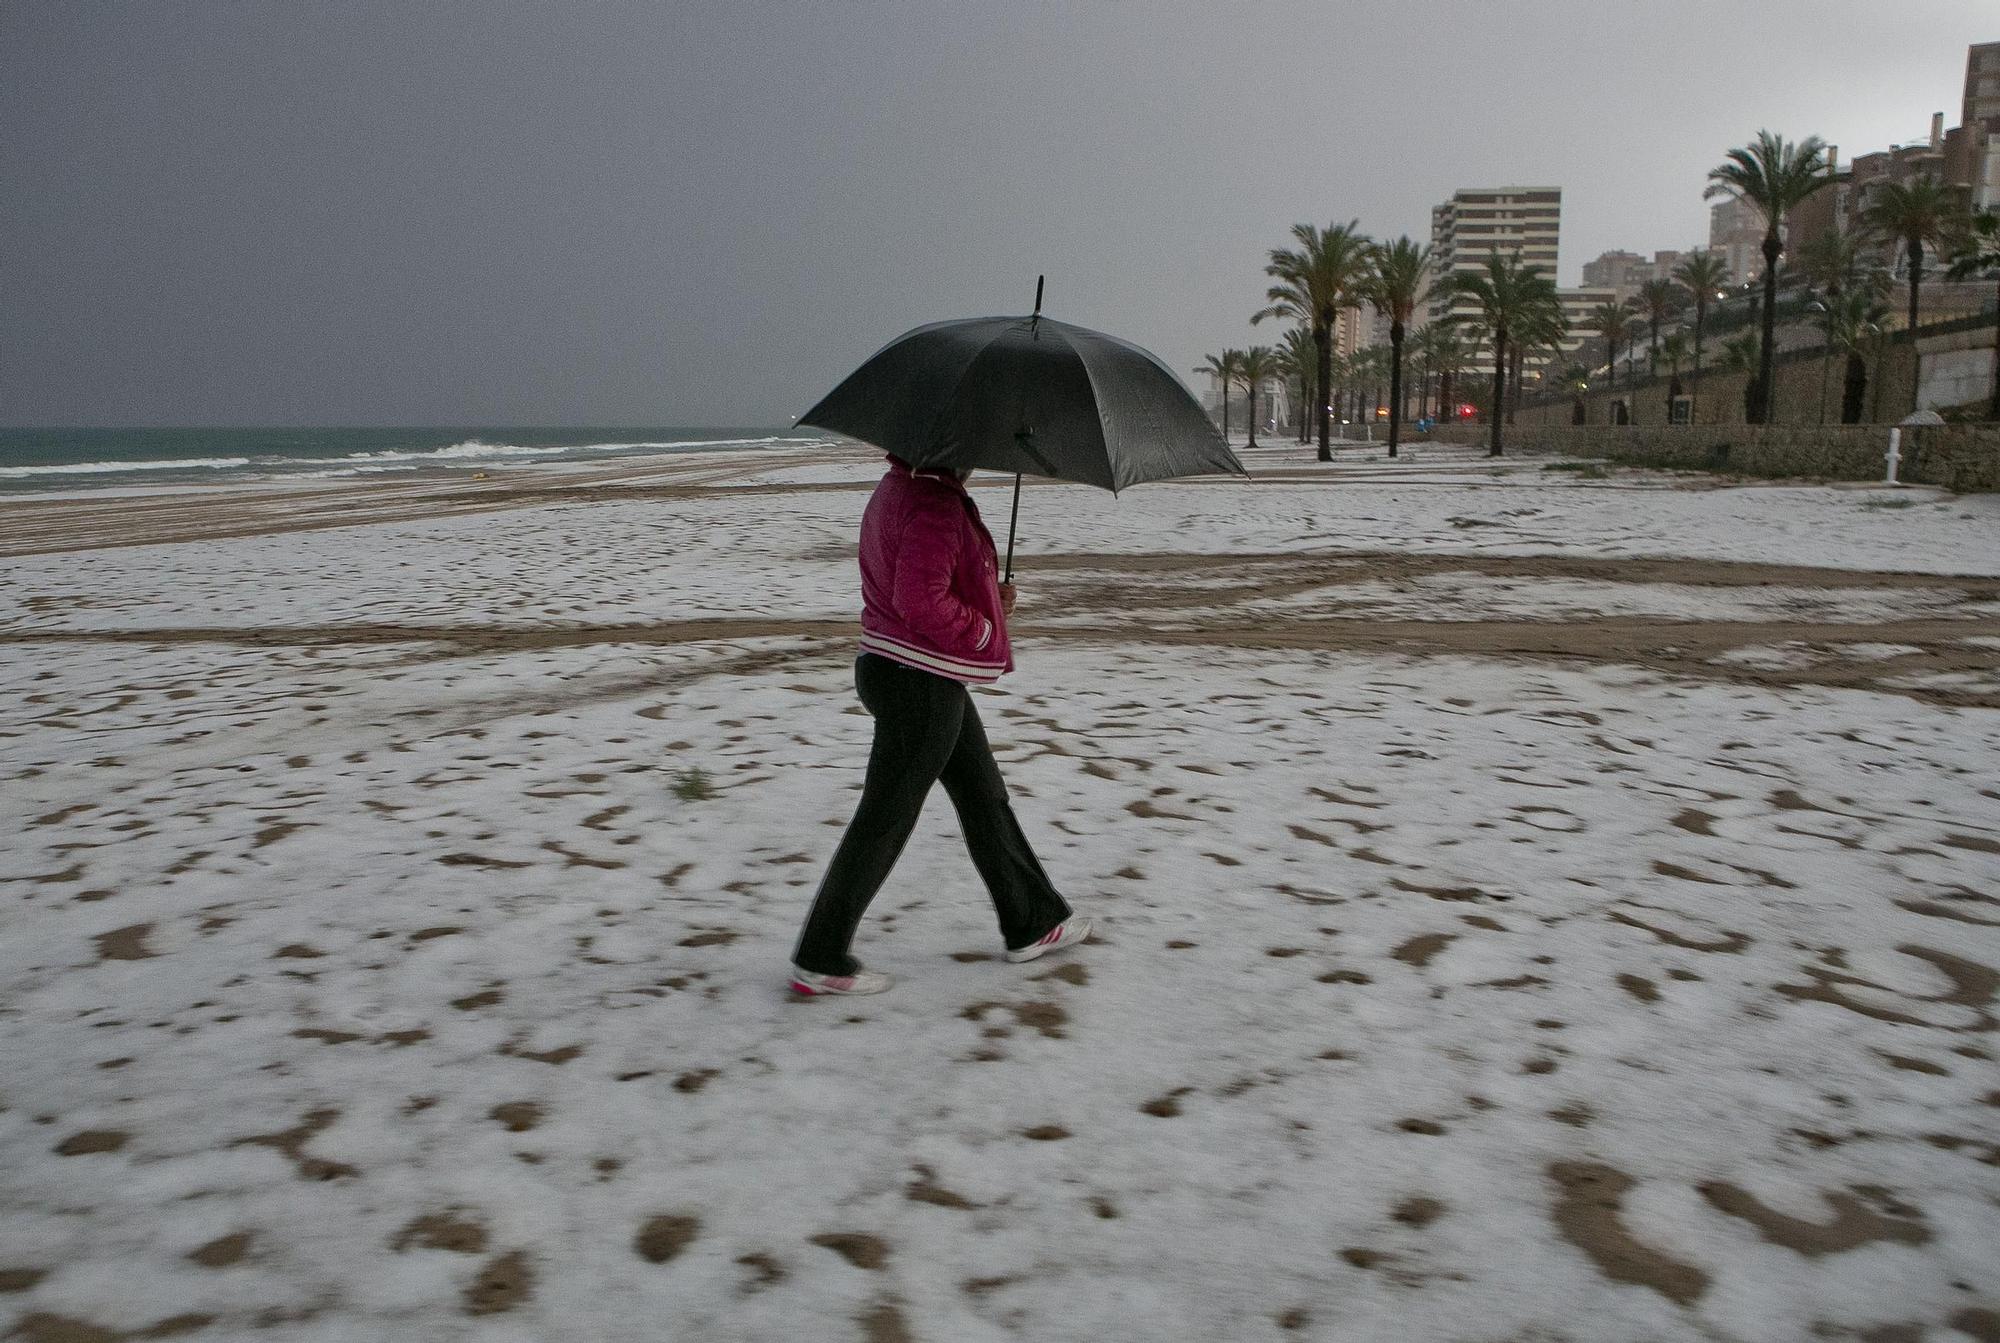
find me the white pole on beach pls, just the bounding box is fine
[1885,427,1902,486]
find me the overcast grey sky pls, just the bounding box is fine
[3,1,1992,427]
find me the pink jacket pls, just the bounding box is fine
[857,457,1012,683]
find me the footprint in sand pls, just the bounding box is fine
[53,1130,128,1156]
[488,1102,543,1133]
[811,1231,889,1271]
[229,1107,356,1182]
[91,924,157,961]
[462,1250,533,1316]
[393,1211,488,1255]
[635,1214,701,1264]
[1391,933,1454,967]
[1391,1197,1445,1228]
[905,1164,978,1210]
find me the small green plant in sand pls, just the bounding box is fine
[672,767,714,801]
[1857,498,1916,511]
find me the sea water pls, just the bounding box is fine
[0,427,819,493]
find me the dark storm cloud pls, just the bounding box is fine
[2,0,1991,425]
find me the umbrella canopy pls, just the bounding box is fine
[796,315,1245,492]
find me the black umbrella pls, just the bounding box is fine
[797,281,1246,580]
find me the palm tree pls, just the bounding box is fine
[1825,290,1890,423]
[1234,346,1280,449]
[1430,328,1468,428]
[1199,350,1242,439]
[1276,327,1319,443]
[1622,301,1652,382]
[1718,332,1761,421]
[1362,236,1430,457]
[1256,221,1375,461]
[1946,209,2000,419]
[1589,302,1628,389]
[1705,130,1835,423]
[1406,325,1436,423]
[1556,361,1591,424]
[1659,331,1692,418]
[1795,228,1872,299]
[1864,175,1972,414]
[1863,175,1970,338]
[1369,343,1394,427]
[1673,250,1730,422]
[1513,303,1569,425]
[1797,232,1891,424]
[1448,250,1560,457]
[1635,279,1679,375]
[1718,332,1758,373]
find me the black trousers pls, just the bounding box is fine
[792,654,1072,976]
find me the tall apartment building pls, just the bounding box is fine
[1426,186,1562,328]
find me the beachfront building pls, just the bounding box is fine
[1427,186,1562,325]
[1426,186,1562,377]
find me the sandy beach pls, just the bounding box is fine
[3,441,1998,1342]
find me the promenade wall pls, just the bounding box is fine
[1422,422,2000,493]
[1487,315,1995,431]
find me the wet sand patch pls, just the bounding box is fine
[1547,1162,1708,1306]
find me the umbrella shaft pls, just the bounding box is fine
[1004,472,1022,584]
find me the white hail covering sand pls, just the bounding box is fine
[1,442,1997,1342]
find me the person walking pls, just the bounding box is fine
[789,455,1091,996]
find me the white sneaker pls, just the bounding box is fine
[789,965,893,997]
[1006,915,1093,964]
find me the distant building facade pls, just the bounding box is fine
[1580,249,1686,302]
[1708,195,1766,287]
[1789,42,2000,277]
[1951,40,2000,208]
[1580,250,1644,293]
[1331,305,1369,359]
[1556,286,1621,373]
